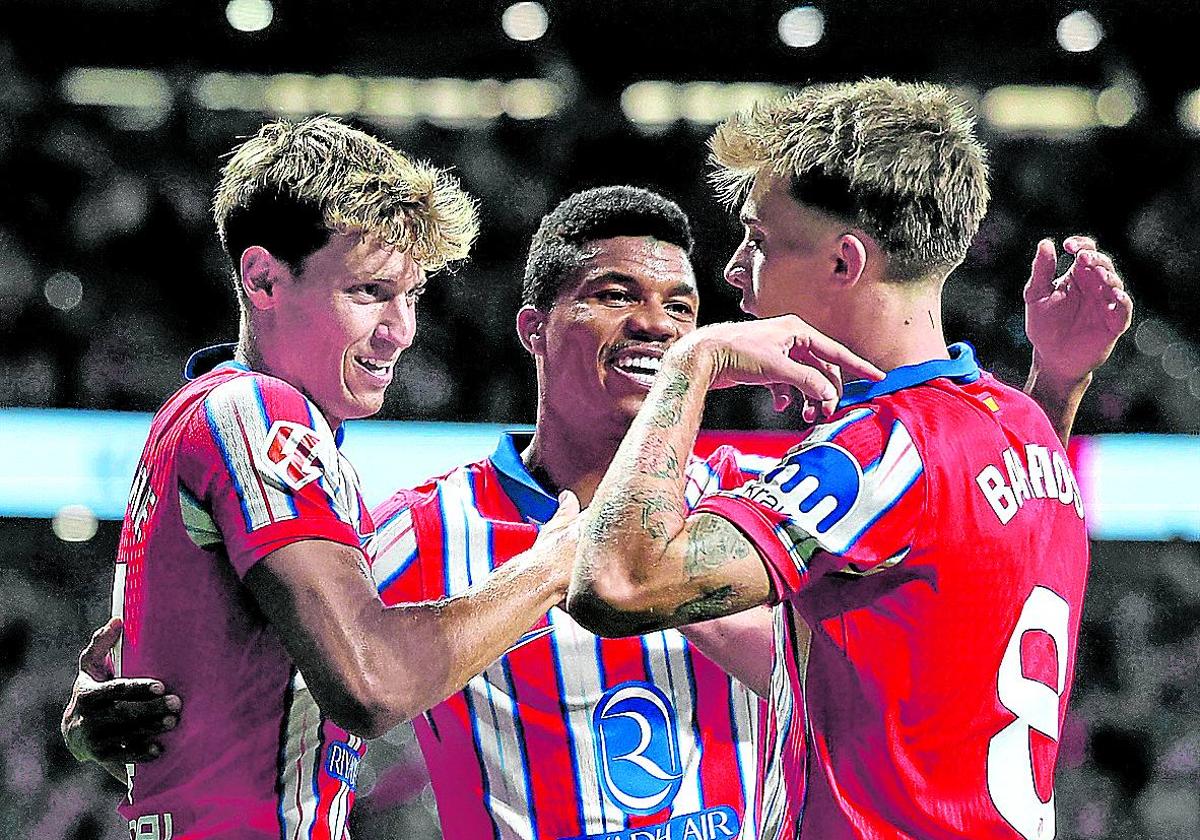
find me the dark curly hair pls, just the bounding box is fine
[522,186,694,310]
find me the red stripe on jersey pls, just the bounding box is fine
[414,694,498,838]
[690,654,744,814]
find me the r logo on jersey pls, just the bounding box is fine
[751,442,863,535]
[260,421,329,492]
[592,681,684,815]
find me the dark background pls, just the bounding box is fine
[0,1,1197,837]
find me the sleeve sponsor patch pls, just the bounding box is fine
[732,418,923,560]
[258,420,336,493]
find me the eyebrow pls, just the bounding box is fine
[584,272,697,298]
[739,211,761,226]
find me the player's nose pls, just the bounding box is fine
[624,301,677,341]
[724,251,750,289]
[376,296,416,352]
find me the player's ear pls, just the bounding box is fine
[240,246,289,311]
[834,233,868,287]
[516,306,548,357]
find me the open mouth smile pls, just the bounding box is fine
[608,349,664,389]
[354,355,395,383]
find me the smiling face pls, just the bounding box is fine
[528,235,699,431]
[723,175,845,326]
[253,230,424,428]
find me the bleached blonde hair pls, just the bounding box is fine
[710,78,989,281]
[213,116,479,288]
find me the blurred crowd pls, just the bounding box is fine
[0,39,1198,433]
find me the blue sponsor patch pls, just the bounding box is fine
[562,806,741,840]
[592,681,683,815]
[760,442,862,533]
[325,741,360,790]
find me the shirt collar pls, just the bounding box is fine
[838,341,981,408]
[184,343,247,380]
[489,431,558,525]
[183,342,345,448]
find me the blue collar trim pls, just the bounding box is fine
[184,344,247,380]
[489,432,558,525]
[183,343,344,447]
[838,342,981,408]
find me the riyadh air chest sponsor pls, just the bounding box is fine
[572,681,740,840]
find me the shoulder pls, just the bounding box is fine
[370,459,484,526]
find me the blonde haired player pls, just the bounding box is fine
[569,80,1131,839]
[60,116,621,839]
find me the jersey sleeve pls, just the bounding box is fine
[179,374,365,578]
[684,444,769,510]
[369,490,428,605]
[692,407,927,603]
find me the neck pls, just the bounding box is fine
[822,280,949,371]
[521,404,626,507]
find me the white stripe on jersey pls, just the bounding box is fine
[758,605,795,840]
[110,562,136,803]
[547,608,628,835]
[371,508,418,591]
[441,469,538,840]
[205,377,297,530]
[820,418,923,554]
[642,630,703,816]
[278,676,323,838]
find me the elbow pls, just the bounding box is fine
[566,573,664,638]
[317,676,416,740]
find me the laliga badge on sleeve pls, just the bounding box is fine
[259,420,331,492]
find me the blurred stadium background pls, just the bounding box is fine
[1,0,1197,837]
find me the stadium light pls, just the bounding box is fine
[502,2,549,42]
[1056,10,1103,53]
[226,0,274,33]
[44,272,83,312]
[1095,85,1137,127]
[1179,89,1200,134]
[62,68,171,110]
[777,6,825,49]
[53,504,98,542]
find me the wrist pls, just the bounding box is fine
[663,333,720,388]
[1029,353,1093,399]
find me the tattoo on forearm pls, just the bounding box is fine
[636,445,681,480]
[671,585,740,624]
[684,514,753,578]
[650,369,691,429]
[632,490,674,542]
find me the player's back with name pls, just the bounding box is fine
[113,359,370,837]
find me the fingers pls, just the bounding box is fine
[769,359,843,415]
[90,734,166,765]
[1062,235,1098,255]
[553,490,580,518]
[790,326,884,382]
[81,677,170,705]
[79,618,123,679]
[1024,238,1058,302]
[768,384,795,413]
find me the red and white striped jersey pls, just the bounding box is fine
[695,344,1091,840]
[113,345,372,839]
[370,433,763,840]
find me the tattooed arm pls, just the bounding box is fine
[566,316,883,637]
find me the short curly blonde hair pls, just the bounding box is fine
[213,116,479,293]
[710,78,989,280]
